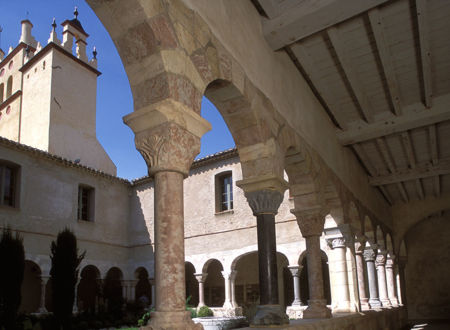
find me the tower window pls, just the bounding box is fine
[0,83,4,103]
[6,76,13,98]
[0,162,19,208]
[78,185,95,221]
[215,171,233,212]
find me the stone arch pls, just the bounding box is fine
[78,265,101,313]
[135,267,152,307]
[386,233,394,255]
[185,261,198,306]
[348,200,363,236]
[363,215,376,245]
[399,240,407,258]
[202,258,224,307]
[20,260,42,313]
[104,267,124,314]
[375,225,385,250]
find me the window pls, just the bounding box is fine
[0,83,4,103]
[215,171,233,212]
[78,185,95,221]
[0,162,19,207]
[6,76,12,98]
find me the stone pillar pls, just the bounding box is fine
[327,237,351,312]
[124,101,210,330]
[150,279,156,308]
[73,277,80,314]
[385,254,399,307]
[294,210,332,319]
[237,177,289,326]
[194,273,207,308]
[355,240,369,310]
[230,270,238,308]
[221,271,233,309]
[375,251,391,307]
[398,256,408,306]
[288,266,303,306]
[395,265,402,305]
[121,280,128,302]
[363,248,381,308]
[37,276,49,313]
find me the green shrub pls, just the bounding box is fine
[0,227,25,330]
[197,306,214,317]
[186,306,197,318]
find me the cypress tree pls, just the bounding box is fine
[50,228,85,329]
[0,227,25,330]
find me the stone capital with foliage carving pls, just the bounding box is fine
[244,189,284,215]
[292,208,327,237]
[363,248,376,262]
[326,237,346,249]
[375,251,387,267]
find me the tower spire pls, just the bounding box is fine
[74,6,79,19]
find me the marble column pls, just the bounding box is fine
[125,103,210,329]
[288,266,303,306]
[375,251,391,307]
[398,256,408,306]
[37,276,49,313]
[363,248,381,308]
[73,277,80,314]
[385,254,399,307]
[294,210,332,319]
[395,266,403,306]
[355,240,369,310]
[237,177,289,326]
[230,270,238,308]
[222,270,233,309]
[194,273,207,308]
[327,237,351,312]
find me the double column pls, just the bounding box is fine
[124,98,211,330]
[385,254,399,307]
[237,177,289,326]
[375,251,391,307]
[354,238,369,310]
[363,248,382,308]
[293,210,332,319]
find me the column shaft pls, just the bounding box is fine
[355,252,369,308]
[256,213,279,305]
[222,271,233,308]
[364,249,381,308]
[38,277,48,313]
[386,262,399,307]
[306,235,325,302]
[328,238,351,312]
[376,253,391,307]
[288,266,302,306]
[154,171,186,312]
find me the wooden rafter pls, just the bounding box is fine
[337,94,450,145]
[327,26,374,123]
[368,7,402,116]
[428,125,438,165]
[415,0,432,108]
[400,132,424,199]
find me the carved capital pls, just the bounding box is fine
[354,235,367,254]
[326,237,346,249]
[386,253,395,268]
[363,248,376,262]
[194,272,208,283]
[135,122,200,177]
[221,270,236,281]
[288,265,302,277]
[375,252,387,267]
[292,209,327,237]
[244,189,284,215]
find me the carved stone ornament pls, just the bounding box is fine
[354,236,367,254]
[326,237,346,249]
[288,265,302,277]
[245,189,284,215]
[363,249,376,262]
[194,272,208,283]
[135,122,200,177]
[375,253,387,267]
[292,209,327,237]
[385,257,395,269]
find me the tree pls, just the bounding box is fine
[0,227,25,330]
[50,228,85,329]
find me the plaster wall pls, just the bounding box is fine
[404,213,450,321]
[181,0,390,224]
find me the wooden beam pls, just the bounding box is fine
[415,179,425,200]
[263,0,390,50]
[327,26,374,123]
[379,186,393,205]
[352,143,378,176]
[434,176,440,197]
[290,42,348,128]
[376,138,396,173]
[397,182,409,203]
[428,125,438,165]
[400,132,424,200]
[369,158,450,186]
[368,8,402,116]
[337,94,450,145]
[415,0,432,108]
[257,0,279,19]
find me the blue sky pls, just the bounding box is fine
[0,0,235,180]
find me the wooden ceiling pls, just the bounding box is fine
[253,0,450,205]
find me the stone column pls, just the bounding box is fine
[398,256,408,306]
[124,102,210,330]
[294,210,332,319]
[130,280,137,302]
[73,277,80,314]
[230,270,238,308]
[149,278,156,308]
[236,177,289,326]
[355,240,369,310]
[37,276,49,313]
[363,248,381,308]
[121,280,128,303]
[288,266,303,306]
[194,273,207,308]
[385,254,399,307]
[222,271,233,309]
[375,251,391,307]
[327,237,351,312]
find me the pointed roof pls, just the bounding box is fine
[61,7,89,37]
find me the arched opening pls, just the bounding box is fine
[185,262,198,307]
[6,76,12,98]
[103,267,124,315]
[299,251,332,305]
[78,265,101,314]
[203,259,224,307]
[135,267,152,308]
[20,260,42,313]
[0,83,4,103]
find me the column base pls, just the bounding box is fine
[369,298,382,309]
[302,299,332,319]
[389,298,399,307]
[143,310,203,330]
[381,298,392,308]
[333,301,352,313]
[360,298,370,310]
[286,304,307,320]
[251,304,289,326]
